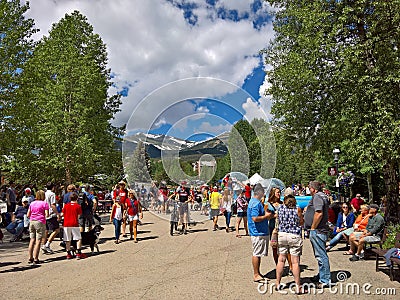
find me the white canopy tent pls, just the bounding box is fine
[249,173,264,185]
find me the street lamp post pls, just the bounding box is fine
[333,148,341,202]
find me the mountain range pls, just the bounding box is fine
[123,132,230,160]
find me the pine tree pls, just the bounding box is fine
[125,141,151,184]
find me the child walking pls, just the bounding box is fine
[109,197,124,244]
[62,193,87,259]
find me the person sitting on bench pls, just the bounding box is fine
[348,204,384,261]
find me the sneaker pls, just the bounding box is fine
[44,245,54,254]
[76,253,87,260]
[349,254,360,261]
[359,251,364,259]
[41,245,48,254]
[66,253,73,259]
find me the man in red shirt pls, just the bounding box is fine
[350,194,364,214]
[244,183,252,201]
[62,193,87,259]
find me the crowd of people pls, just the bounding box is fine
[0,177,388,292]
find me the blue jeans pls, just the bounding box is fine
[6,219,24,237]
[224,211,232,228]
[113,218,122,240]
[309,230,331,284]
[329,232,344,248]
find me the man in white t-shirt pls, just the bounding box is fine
[42,182,61,254]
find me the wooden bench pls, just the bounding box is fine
[364,227,387,258]
[389,257,400,281]
[372,232,400,281]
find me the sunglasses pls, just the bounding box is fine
[342,206,348,208]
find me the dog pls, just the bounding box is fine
[61,225,104,255]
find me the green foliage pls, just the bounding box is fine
[12,10,122,184]
[0,0,37,166]
[382,223,400,250]
[264,0,400,221]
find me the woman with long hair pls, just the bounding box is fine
[109,196,124,244]
[235,189,248,237]
[126,190,143,243]
[221,189,232,233]
[266,187,282,264]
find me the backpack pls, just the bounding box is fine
[78,191,92,212]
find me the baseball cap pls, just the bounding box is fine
[25,188,31,194]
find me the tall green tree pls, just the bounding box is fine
[264,0,400,222]
[125,141,151,184]
[14,10,122,184]
[0,0,37,171]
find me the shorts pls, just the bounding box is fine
[210,209,220,218]
[342,227,355,236]
[277,232,303,256]
[29,220,46,240]
[353,232,364,239]
[364,235,381,243]
[46,216,60,231]
[237,211,247,218]
[79,214,94,228]
[251,235,269,257]
[178,203,189,224]
[63,227,82,241]
[128,214,139,221]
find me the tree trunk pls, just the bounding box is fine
[367,173,373,203]
[65,155,72,184]
[382,160,400,223]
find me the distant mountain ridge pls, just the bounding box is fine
[123,132,229,159]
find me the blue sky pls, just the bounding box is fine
[25,0,276,142]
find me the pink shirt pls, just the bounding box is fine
[29,200,49,224]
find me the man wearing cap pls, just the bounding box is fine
[247,183,273,282]
[304,181,333,288]
[22,188,35,204]
[6,198,29,242]
[348,204,385,261]
[350,194,364,214]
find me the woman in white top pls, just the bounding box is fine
[221,189,232,233]
[109,197,124,244]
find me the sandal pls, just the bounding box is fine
[343,250,354,255]
[296,287,308,295]
[28,258,34,265]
